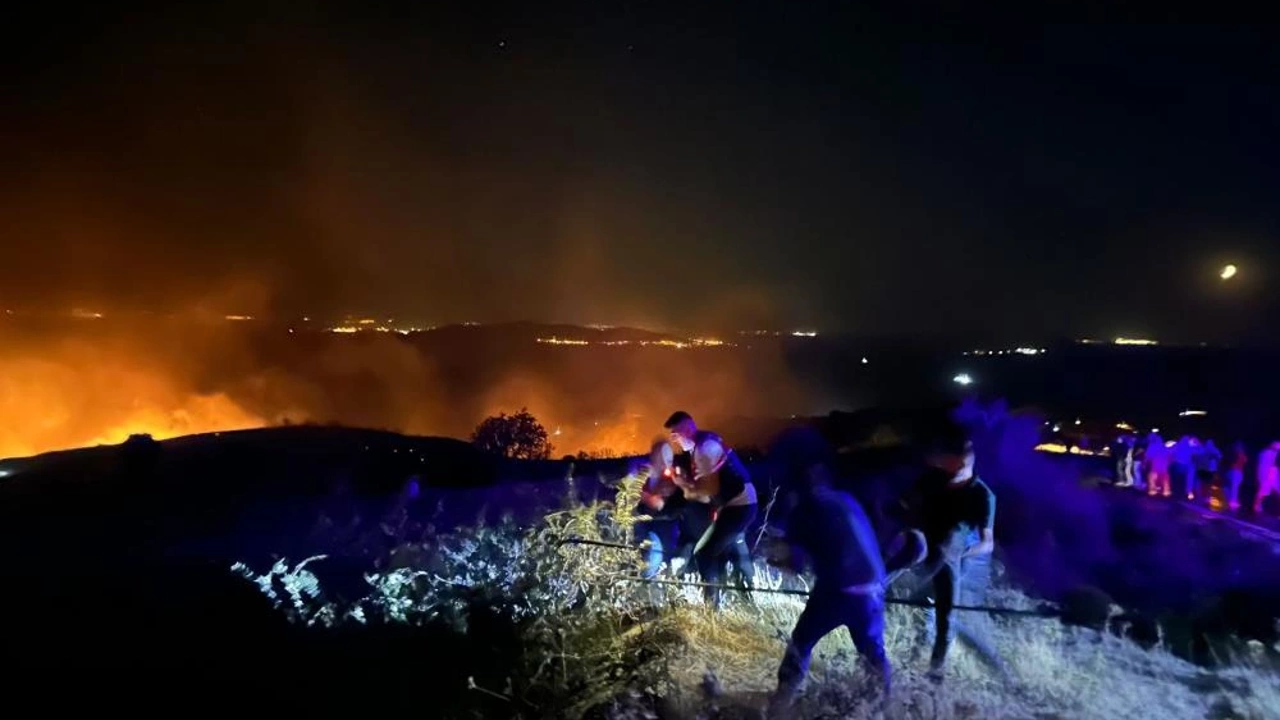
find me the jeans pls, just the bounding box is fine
[919,552,1006,674]
[776,587,889,702]
[694,503,757,605]
[640,520,681,579]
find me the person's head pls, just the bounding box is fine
[771,426,835,493]
[923,423,975,486]
[664,411,697,452]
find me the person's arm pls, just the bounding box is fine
[694,438,726,480]
[962,487,996,559]
[672,474,713,503]
[762,526,811,574]
[640,489,666,511]
[963,527,994,558]
[680,438,726,502]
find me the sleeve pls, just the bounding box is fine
[694,438,726,478]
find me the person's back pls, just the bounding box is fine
[1146,434,1168,467]
[1173,437,1195,467]
[1257,445,1277,483]
[787,486,885,592]
[767,430,890,712]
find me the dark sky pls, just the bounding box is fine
[4,5,1277,341]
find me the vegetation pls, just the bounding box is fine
[472,408,555,460]
[234,466,1280,720]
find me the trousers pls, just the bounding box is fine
[920,552,1006,674]
[640,520,682,578]
[1225,468,1243,509]
[776,587,889,700]
[694,503,757,586]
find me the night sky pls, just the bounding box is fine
[4,5,1276,342]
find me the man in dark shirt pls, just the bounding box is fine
[890,429,1006,679]
[665,411,758,608]
[764,428,889,714]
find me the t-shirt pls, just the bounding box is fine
[692,431,754,505]
[906,468,996,549]
[785,487,885,591]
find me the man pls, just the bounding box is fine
[664,411,758,608]
[1193,439,1221,504]
[635,440,687,579]
[636,439,713,578]
[1255,441,1280,515]
[765,428,890,715]
[889,426,1006,679]
[1171,436,1199,500]
[1112,434,1135,488]
[1225,440,1247,512]
[1144,431,1171,498]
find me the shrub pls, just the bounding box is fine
[472,408,555,460]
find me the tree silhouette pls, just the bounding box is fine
[471,408,554,460]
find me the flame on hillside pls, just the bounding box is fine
[0,321,815,461]
[0,353,266,458]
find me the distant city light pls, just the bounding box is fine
[791,330,818,338]
[535,335,731,349]
[952,373,973,386]
[1220,264,1237,280]
[964,346,1046,356]
[224,315,253,321]
[1114,337,1158,346]
[1178,409,1208,417]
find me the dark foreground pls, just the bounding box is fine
[0,422,1277,713]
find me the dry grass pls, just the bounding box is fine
[545,468,1280,719]
[236,465,1280,720]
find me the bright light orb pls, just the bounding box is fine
[953,373,973,386]
[1220,264,1237,280]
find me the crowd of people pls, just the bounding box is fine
[1111,432,1280,515]
[634,411,1002,715]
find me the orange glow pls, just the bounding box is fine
[0,312,811,461]
[0,352,266,459]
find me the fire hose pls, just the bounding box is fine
[555,536,1061,619]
